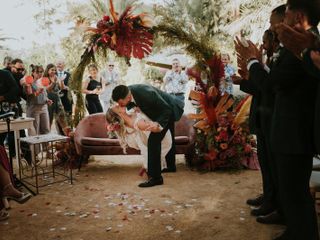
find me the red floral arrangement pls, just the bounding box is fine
[187,55,258,171]
[85,0,154,62]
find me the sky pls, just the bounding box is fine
[0,0,162,54]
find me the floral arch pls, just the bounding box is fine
[70,0,257,171]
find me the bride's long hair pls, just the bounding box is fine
[106,108,128,153]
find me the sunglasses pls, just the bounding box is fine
[16,68,25,71]
[109,65,114,67]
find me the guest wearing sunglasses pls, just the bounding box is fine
[99,61,119,112]
[0,59,30,161]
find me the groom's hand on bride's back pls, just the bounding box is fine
[146,122,162,133]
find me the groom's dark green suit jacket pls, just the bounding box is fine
[128,84,184,127]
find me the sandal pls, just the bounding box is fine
[2,183,32,204]
[0,209,9,221]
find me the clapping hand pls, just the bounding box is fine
[310,51,320,70]
[275,23,318,57]
[231,74,245,85]
[234,37,261,62]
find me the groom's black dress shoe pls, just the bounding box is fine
[138,177,163,188]
[251,202,275,216]
[161,168,176,173]
[246,194,264,206]
[272,231,289,240]
[256,211,285,225]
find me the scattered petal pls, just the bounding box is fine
[166,225,174,231]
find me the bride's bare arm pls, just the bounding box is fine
[136,119,161,132]
[118,111,161,132]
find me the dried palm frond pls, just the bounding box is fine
[233,95,252,126]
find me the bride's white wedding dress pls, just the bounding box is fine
[124,112,172,170]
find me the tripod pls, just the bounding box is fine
[1,112,36,195]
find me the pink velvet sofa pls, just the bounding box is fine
[74,113,196,167]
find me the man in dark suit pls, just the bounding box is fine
[56,60,73,117]
[234,5,286,223]
[237,1,320,239]
[275,17,320,155]
[112,84,184,187]
[0,70,19,105]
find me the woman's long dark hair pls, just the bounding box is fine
[43,63,56,78]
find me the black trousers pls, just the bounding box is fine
[86,97,103,115]
[256,132,276,206]
[147,116,175,178]
[60,90,73,114]
[256,111,282,210]
[275,153,319,240]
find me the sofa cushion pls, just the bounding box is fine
[175,136,189,144]
[81,137,120,146]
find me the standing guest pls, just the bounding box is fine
[234,5,286,225]
[44,64,68,135]
[220,53,236,96]
[162,58,188,103]
[1,59,30,161]
[99,61,119,112]
[3,56,12,71]
[274,14,320,156]
[56,60,73,119]
[82,64,103,114]
[10,58,26,111]
[23,65,50,137]
[0,70,19,108]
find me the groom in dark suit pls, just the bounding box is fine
[112,84,184,187]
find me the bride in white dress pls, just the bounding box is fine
[106,105,172,172]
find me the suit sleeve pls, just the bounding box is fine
[302,50,320,81]
[64,72,71,86]
[2,71,19,103]
[240,79,257,95]
[248,62,270,92]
